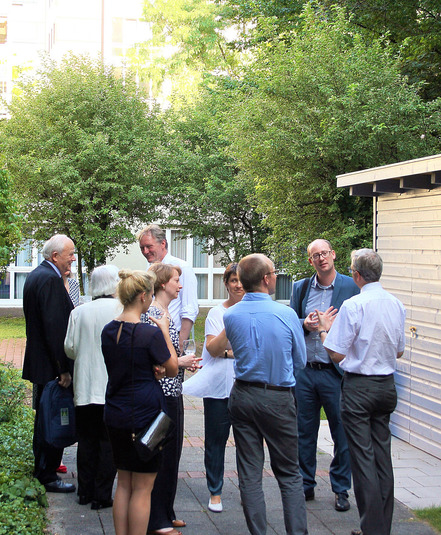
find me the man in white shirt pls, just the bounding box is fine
[138,224,199,348]
[316,249,406,535]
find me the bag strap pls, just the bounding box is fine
[297,277,311,317]
[129,323,138,442]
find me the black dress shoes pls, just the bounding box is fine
[44,480,76,493]
[304,489,315,501]
[91,499,113,510]
[78,495,92,505]
[335,492,350,511]
[351,530,362,535]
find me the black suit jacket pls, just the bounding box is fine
[22,260,74,385]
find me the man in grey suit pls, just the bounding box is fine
[318,249,405,535]
[22,234,76,493]
[290,239,358,511]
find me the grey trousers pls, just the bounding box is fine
[228,382,308,535]
[341,373,397,535]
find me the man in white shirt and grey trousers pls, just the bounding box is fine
[138,224,199,350]
[315,249,406,535]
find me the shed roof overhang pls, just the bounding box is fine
[336,154,441,197]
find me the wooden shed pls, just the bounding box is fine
[337,153,441,460]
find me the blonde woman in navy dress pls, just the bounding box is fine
[102,270,178,535]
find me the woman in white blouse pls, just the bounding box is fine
[183,263,244,513]
[64,265,122,510]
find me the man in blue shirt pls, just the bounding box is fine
[290,239,358,512]
[224,254,308,535]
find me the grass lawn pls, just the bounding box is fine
[415,507,441,533]
[0,316,26,339]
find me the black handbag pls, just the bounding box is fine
[129,324,175,462]
[134,410,174,462]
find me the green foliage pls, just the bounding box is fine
[0,365,47,533]
[0,167,22,272]
[319,0,441,100]
[150,89,268,263]
[0,363,28,423]
[225,4,441,275]
[414,506,441,532]
[132,0,241,101]
[0,53,163,289]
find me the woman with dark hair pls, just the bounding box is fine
[143,263,200,535]
[183,263,244,513]
[101,269,178,535]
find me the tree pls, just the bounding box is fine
[319,0,441,100]
[149,89,267,263]
[1,54,162,291]
[225,4,441,276]
[130,0,242,102]
[0,166,21,272]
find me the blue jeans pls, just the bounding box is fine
[204,397,231,495]
[295,365,351,494]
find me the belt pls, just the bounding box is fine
[307,361,334,370]
[235,379,291,391]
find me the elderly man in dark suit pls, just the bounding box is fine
[22,234,77,493]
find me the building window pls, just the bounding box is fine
[0,18,7,45]
[15,242,33,267]
[193,238,208,268]
[171,230,186,261]
[112,18,123,43]
[213,252,224,268]
[196,274,208,299]
[213,274,227,299]
[14,273,28,299]
[275,274,293,301]
[0,273,11,299]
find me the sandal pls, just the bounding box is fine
[147,530,182,535]
[172,520,186,528]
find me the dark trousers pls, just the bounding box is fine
[76,404,116,502]
[33,383,63,485]
[341,373,397,535]
[228,382,307,535]
[148,395,184,531]
[295,365,351,494]
[203,397,231,496]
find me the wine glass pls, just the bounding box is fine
[182,339,196,355]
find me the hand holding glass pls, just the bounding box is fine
[183,339,196,355]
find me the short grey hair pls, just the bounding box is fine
[137,224,168,249]
[42,234,72,260]
[351,249,383,283]
[90,265,120,298]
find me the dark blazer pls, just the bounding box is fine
[289,271,359,374]
[22,260,74,385]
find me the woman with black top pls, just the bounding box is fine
[102,269,178,535]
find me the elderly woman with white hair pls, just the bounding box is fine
[64,265,122,510]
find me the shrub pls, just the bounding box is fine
[0,362,28,423]
[0,364,47,534]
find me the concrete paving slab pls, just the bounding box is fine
[44,394,441,535]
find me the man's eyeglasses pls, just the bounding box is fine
[309,250,332,261]
[265,269,280,277]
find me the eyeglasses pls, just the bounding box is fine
[265,269,280,277]
[309,250,332,261]
[349,267,358,275]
